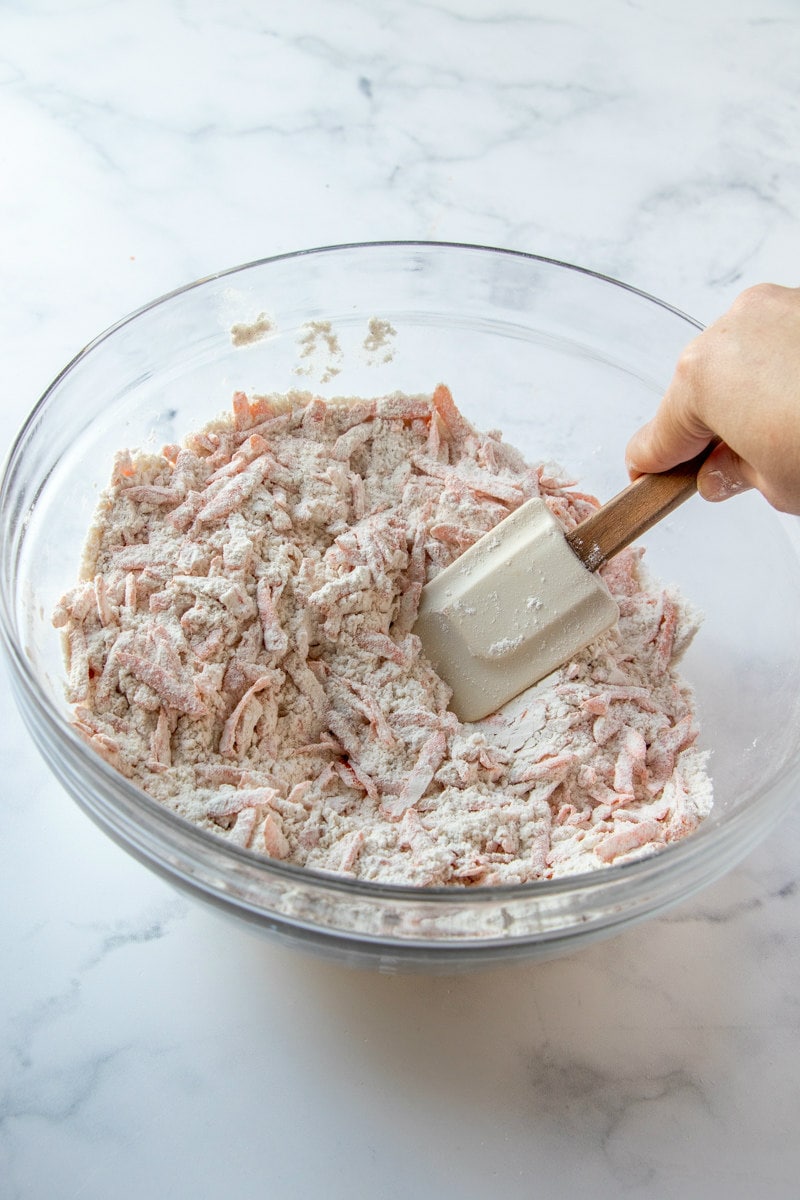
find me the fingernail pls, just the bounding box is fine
[698,467,752,502]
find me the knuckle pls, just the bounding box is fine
[673,336,703,386]
[736,282,767,305]
[733,282,782,312]
[668,338,713,441]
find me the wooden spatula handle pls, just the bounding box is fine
[566,441,718,572]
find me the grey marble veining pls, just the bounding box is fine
[1,3,800,1197]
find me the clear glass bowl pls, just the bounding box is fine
[3,242,800,971]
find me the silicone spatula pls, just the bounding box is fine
[414,444,714,722]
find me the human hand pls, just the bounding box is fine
[625,284,800,515]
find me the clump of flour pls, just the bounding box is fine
[363,317,396,365]
[230,313,274,347]
[294,321,343,383]
[54,386,712,886]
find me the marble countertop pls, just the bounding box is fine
[2,3,800,1197]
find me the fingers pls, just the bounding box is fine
[626,284,800,513]
[625,416,713,478]
[625,341,714,477]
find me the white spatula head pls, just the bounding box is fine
[414,497,619,722]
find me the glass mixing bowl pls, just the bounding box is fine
[2,242,800,971]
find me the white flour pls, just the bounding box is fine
[229,313,274,347]
[54,386,712,886]
[363,317,397,365]
[294,321,343,382]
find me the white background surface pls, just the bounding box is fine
[2,3,800,1197]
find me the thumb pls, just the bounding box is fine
[696,442,755,502]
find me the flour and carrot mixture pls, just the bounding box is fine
[53,384,712,885]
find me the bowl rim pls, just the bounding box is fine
[3,238,797,912]
[3,239,706,463]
